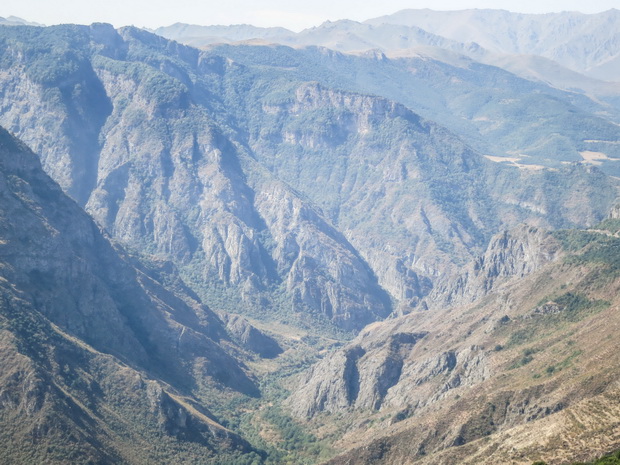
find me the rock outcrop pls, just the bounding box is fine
[0,126,255,462]
[288,225,561,419]
[0,23,616,329]
[289,333,490,418]
[220,313,283,358]
[424,225,561,309]
[290,223,620,464]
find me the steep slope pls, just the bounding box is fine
[424,224,562,310]
[288,225,620,464]
[0,126,260,463]
[239,79,618,310]
[209,42,620,175]
[289,226,561,418]
[0,23,617,327]
[0,23,390,331]
[1,18,620,465]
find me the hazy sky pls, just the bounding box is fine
[2,0,619,31]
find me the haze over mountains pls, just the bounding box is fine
[156,9,620,175]
[156,8,620,82]
[0,7,620,465]
[0,16,41,27]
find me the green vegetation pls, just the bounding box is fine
[533,449,620,465]
[509,347,540,369]
[180,255,355,341]
[506,326,538,347]
[595,218,620,234]
[502,289,607,359]
[262,406,333,464]
[455,400,507,443]
[534,350,582,379]
[551,292,609,321]
[196,358,337,465]
[553,230,620,274]
[214,42,620,176]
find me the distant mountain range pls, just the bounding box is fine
[0,15,42,27]
[366,9,620,81]
[156,9,620,84]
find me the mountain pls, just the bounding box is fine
[154,19,467,53]
[208,42,620,174]
[481,53,620,100]
[242,80,618,310]
[289,224,620,464]
[160,7,620,84]
[0,23,616,331]
[153,23,294,47]
[0,16,42,27]
[156,12,620,104]
[0,125,268,463]
[0,23,393,332]
[366,9,620,81]
[157,17,620,172]
[0,16,620,465]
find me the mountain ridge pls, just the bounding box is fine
[0,125,263,463]
[365,8,620,81]
[0,23,617,327]
[291,224,620,464]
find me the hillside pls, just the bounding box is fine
[156,10,620,90]
[0,23,616,332]
[0,125,275,463]
[203,42,620,175]
[288,225,620,464]
[366,9,620,82]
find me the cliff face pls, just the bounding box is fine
[246,81,616,312]
[0,126,256,462]
[0,25,391,331]
[206,42,620,176]
[0,21,619,465]
[424,224,562,309]
[0,23,617,333]
[249,81,486,308]
[289,226,560,419]
[219,312,282,358]
[290,225,620,464]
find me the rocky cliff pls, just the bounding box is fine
[0,126,258,463]
[424,224,561,309]
[0,20,619,465]
[0,23,617,331]
[219,312,282,358]
[246,80,617,312]
[289,225,620,464]
[203,40,620,175]
[288,226,559,419]
[0,24,392,331]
